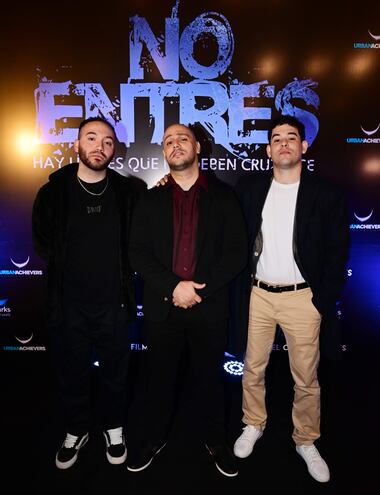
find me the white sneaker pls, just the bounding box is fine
[296,444,330,482]
[233,425,263,458]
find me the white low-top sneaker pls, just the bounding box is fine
[233,425,263,458]
[296,444,330,482]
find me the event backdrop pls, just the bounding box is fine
[1,0,379,359]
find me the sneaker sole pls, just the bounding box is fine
[215,463,239,477]
[55,434,89,470]
[205,445,239,478]
[127,444,166,472]
[106,451,127,465]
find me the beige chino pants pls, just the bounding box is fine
[242,286,322,445]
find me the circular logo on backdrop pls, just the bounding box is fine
[223,360,244,376]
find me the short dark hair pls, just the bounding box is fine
[78,117,116,138]
[268,115,305,142]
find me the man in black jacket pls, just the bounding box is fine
[232,115,350,483]
[127,123,247,477]
[32,117,141,469]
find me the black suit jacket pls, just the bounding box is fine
[229,169,351,359]
[129,174,248,323]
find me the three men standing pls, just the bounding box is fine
[32,115,350,484]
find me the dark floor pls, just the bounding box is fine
[2,339,377,495]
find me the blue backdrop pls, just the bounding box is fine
[1,0,379,358]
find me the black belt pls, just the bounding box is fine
[253,279,309,293]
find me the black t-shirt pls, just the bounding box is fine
[63,174,120,304]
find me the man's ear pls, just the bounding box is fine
[302,140,308,154]
[266,144,271,158]
[196,141,201,155]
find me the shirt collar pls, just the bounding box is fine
[166,169,208,191]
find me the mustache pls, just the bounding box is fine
[170,149,184,158]
[90,151,106,159]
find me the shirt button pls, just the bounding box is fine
[164,296,168,301]
[183,267,188,271]
[254,251,259,257]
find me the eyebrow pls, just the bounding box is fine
[271,131,299,140]
[85,131,114,140]
[163,132,191,142]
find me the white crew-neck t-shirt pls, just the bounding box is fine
[256,179,305,285]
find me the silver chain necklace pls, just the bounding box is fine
[77,175,109,196]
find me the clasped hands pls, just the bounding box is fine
[172,280,206,309]
[158,176,205,309]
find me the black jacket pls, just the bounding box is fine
[32,163,141,325]
[229,169,351,359]
[128,174,248,323]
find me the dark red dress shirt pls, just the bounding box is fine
[167,172,208,280]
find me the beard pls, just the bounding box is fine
[167,153,196,172]
[275,154,302,170]
[277,157,295,168]
[78,146,113,172]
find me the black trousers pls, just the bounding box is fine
[142,307,228,445]
[50,299,130,436]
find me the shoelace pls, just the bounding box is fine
[107,428,123,445]
[63,433,79,448]
[241,426,259,439]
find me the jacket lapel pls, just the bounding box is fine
[160,186,174,267]
[246,175,272,244]
[196,187,212,257]
[295,170,319,241]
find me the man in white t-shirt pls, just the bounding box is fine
[231,115,350,483]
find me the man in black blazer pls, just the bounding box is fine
[231,115,350,483]
[127,123,247,477]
